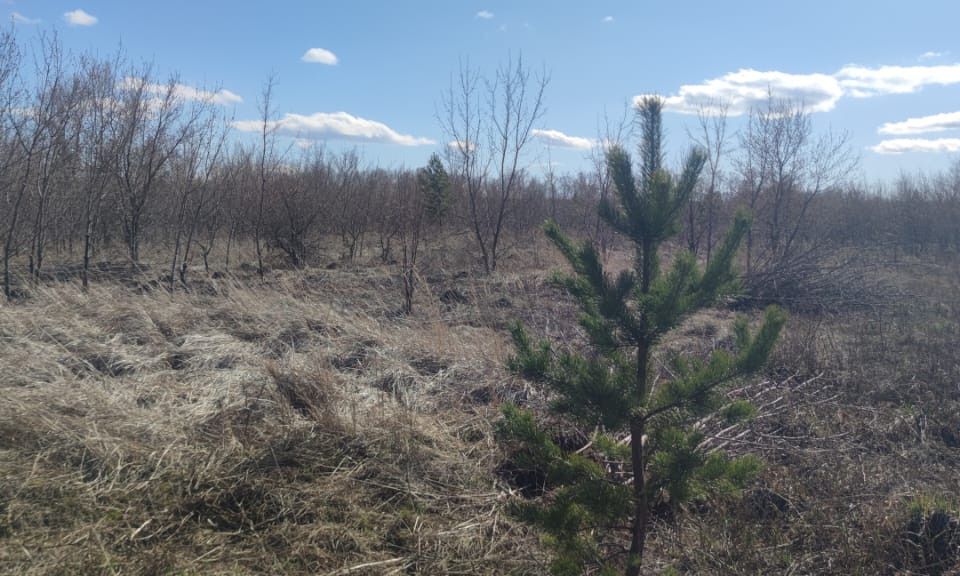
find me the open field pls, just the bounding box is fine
[1,244,959,575]
[2,4,960,574]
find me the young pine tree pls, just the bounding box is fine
[498,97,786,576]
[420,152,451,228]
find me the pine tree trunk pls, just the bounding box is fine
[627,329,652,574]
[628,248,654,574]
[627,416,648,576]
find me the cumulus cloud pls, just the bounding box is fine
[637,69,844,116]
[63,9,97,26]
[602,15,614,23]
[475,10,494,19]
[11,12,40,25]
[647,63,960,117]
[233,112,435,147]
[870,138,960,154]
[879,110,960,135]
[532,128,595,150]
[836,64,960,98]
[301,48,338,66]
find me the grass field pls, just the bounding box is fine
[1,246,959,574]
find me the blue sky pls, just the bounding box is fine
[9,1,960,182]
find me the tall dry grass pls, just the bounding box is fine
[0,269,548,574]
[3,247,960,574]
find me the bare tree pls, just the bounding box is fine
[735,98,774,276]
[441,55,548,273]
[372,167,400,263]
[111,68,200,265]
[268,146,331,268]
[253,75,279,279]
[735,94,859,308]
[544,145,558,222]
[589,105,632,260]
[193,164,229,275]
[223,146,254,271]
[75,53,121,289]
[689,101,729,263]
[334,150,368,261]
[168,99,227,289]
[0,31,74,298]
[740,96,857,267]
[441,59,487,267]
[26,35,84,282]
[0,29,22,299]
[398,169,426,313]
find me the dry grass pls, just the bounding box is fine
[0,267,556,575]
[2,245,960,574]
[635,255,960,575]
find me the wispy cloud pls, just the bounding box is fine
[475,10,494,19]
[919,51,947,61]
[234,112,435,147]
[301,48,338,66]
[182,86,242,106]
[879,110,960,135]
[836,64,960,97]
[63,9,97,27]
[602,15,614,23]
[646,63,960,116]
[870,138,960,154]
[122,78,242,106]
[533,128,595,150]
[11,12,40,25]
[448,140,477,152]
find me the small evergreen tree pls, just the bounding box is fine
[498,97,786,576]
[420,152,451,227]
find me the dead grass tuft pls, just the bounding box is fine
[0,270,544,574]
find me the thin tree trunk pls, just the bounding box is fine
[3,180,30,300]
[224,219,237,271]
[627,416,648,576]
[82,220,92,290]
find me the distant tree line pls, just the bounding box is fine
[1,30,958,306]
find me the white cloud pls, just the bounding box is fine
[475,10,494,19]
[836,64,960,98]
[63,9,97,26]
[533,128,595,150]
[919,51,947,61]
[121,78,242,106]
[879,110,960,135]
[301,48,338,66]
[186,87,242,106]
[870,138,960,154]
[637,69,844,116]
[11,12,40,24]
[448,140,478,152]
[647,63,960,117]
[233,111,435,147]
[602,15,614,23]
